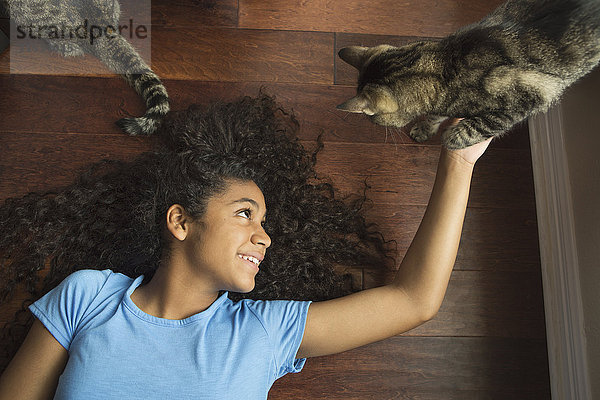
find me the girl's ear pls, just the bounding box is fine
[336,95,376,115]
[166,204,189,241]
[338,46,369,70]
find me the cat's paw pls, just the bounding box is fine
[409,115,446,143]
[442,119,486,150]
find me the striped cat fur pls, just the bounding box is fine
[337,0,600,149]
[2,0,169,136]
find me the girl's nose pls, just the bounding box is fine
[252,226,271,248]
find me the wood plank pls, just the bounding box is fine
[360,270,546,338]
[0,32,112,75]
[150,27,333,83]
[0,21,7,58]
[0,75,531,150]
[457,207,540,271]
[239,0,504,37]
[0,0,237,28]
[0,75,142,134]
[417,270,546,338]
[0,132,154,202]
[315,143,537,210]
[0,26,334,84]
[150,0,238,28]
[270,336,550,399]
[0,75,389,140]
[352,206,540,273]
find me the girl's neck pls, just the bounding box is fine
[130,263,220,320]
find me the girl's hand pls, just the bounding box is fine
[444,119,493,166]
[447,137,493,165]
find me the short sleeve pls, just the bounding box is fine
[29,269,111,350]
[246,299,312,379]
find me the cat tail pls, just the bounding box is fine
[89,35,170,136]
[115,70,170,136]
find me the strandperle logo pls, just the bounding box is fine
[8,0,150,75]
[14,19,148,46]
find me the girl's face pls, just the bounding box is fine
[183,180,271,294]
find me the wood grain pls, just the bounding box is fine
[270,337,550,399]
[0,34,111,75]
[314,143,536,210]
[0,26,334,84]
[0,132,154,201]
[351,206,541,273]
[150,27,333,83]
[150,0,238,28]
[0,75,381,139]
[0,75,532,149]
[363,270,546,338]
[239,0,505,37]
[0,75,141,134]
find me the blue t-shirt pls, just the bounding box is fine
[29,269,312,399]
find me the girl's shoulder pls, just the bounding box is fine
[64,268,113,282]
[56,269,134,302]
[62,269,124,288]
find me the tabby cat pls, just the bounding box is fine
[337,0,600,149]
[2,0,169,135]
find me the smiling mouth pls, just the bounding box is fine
[238,254,261,267]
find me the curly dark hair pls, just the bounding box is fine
[0,94,394,369]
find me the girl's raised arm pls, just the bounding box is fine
[297,137,492,359]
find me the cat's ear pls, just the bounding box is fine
[336,95,376,115]
[338,46,369,70]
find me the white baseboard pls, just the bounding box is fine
[528,107,591,399]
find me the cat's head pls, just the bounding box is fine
[337,45,399,116]
[337,43,440,127]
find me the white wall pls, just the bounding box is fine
[560,67,600,399]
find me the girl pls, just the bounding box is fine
[0,95,491,399]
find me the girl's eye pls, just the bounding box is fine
[237,209,251,219]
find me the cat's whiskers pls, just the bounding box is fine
[391,127,402,152]
[382,126,400,152]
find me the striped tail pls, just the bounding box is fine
[90,35,170,136]
[116,71,170,136]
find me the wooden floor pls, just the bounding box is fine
[0,0,551,398]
